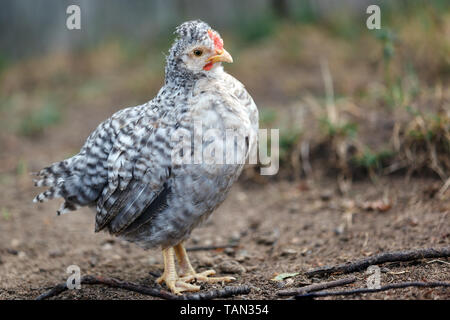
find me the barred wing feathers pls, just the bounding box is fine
[33,103,173,235]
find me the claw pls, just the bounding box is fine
[157,245,237,295]
[157,274,200,294]
[157,247,201,295]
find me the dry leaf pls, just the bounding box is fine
[271,272,299,281]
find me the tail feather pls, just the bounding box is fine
[33,157,80,210]
[33,154,105,215]
[33,186,61,203]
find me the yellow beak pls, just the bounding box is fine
[207,48,233,64]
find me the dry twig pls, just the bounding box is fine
[277,276,357,296]
[306,247,450,277]
[295,281,450,299]
[179,286,251,300]
[36,274,250,300]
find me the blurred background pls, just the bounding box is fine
[0,0,449,299]
[1,0,448,183]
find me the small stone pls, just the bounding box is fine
[229,231,241,242]
[148,256,158,265]
[236,192,247,202]
[248,219,261,231]
[300,248,311,256]
[281,248,297,257]
[11,239,21,247]
[119,240,130,248]
[197,255,215,267]
[334,224,345,235]
[190,235,200,244]
[217,260,246,274]
[18,251,27,259]
[288,203,300,214]
[102,243,113,251]
[49,249,64,258]
[203,239,213,246]
[256,230,279,246]
[89,256,98,267]
[235,250,249,262]
[224,247,235,256]
[245,265,259,271]
[320,190,333,201]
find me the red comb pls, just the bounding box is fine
[208,30,223,51]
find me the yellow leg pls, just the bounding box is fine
[174,243,236,284]
[156,247,200,294]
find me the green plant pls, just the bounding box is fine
[1,207,11,221]
[351,148,395,171]
[324,11,362,40]
[16,158,28,176]
[19,103,62,136]
[320,117,358,138]
[279,128,301,161]
[259,109,277,127]
[292,1,319,24]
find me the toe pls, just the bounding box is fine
[180,269,236,284]
[205,275,236,283]
[176,281,201,292]
[180,269,215,282]
[157,274,201,294]
[198,269,216,277]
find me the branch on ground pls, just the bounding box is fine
[306,247,450,277]
[36,274,250,300]
[277,276,357,296]
[295,281,450,299]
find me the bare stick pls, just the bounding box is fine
[36,275,250,300]
[277,276,357,296]
[36,275,178,300]
[181,286,251,300]
[306,247,450,277]
[296,281,450,299]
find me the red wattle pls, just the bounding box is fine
[203,62,214,71]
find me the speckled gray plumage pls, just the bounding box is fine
[33,20,259,249]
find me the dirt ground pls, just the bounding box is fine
[0,157,449,299]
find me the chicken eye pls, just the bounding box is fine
[193,49,203,57]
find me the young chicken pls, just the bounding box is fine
[33,20,259,294]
